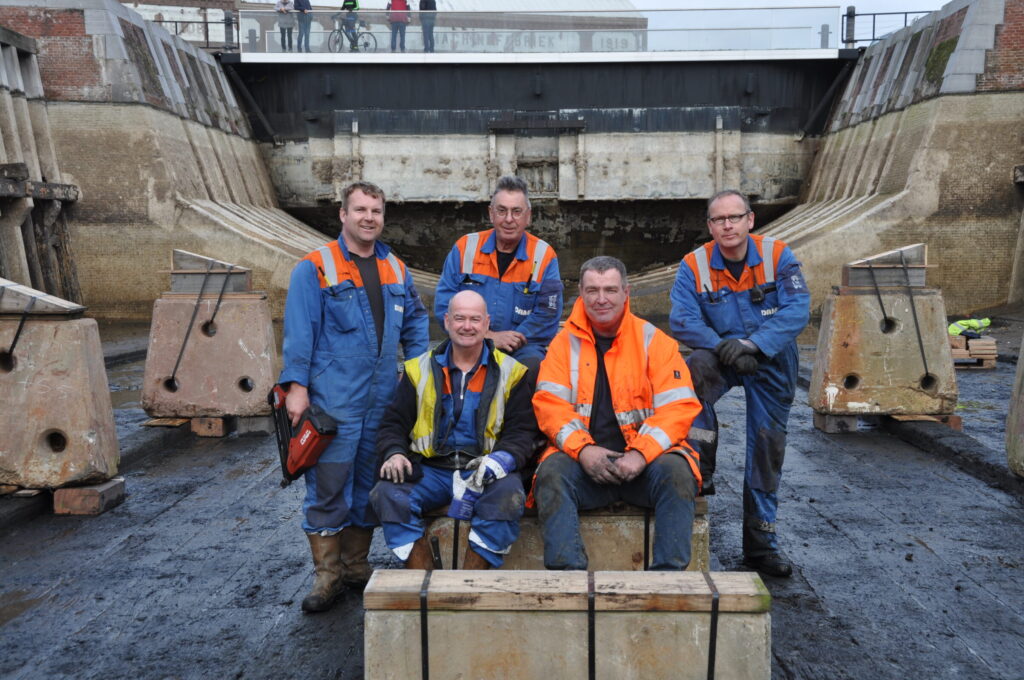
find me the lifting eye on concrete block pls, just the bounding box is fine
[163,377,180,393]
[201,320,218,337]
[920,374,938,392]
[43,430,68,453]
[0,351,15,372]
[237,377,255,393]
[843,374,860,390]
[880,317,899,334]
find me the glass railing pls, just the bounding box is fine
[237,7,841,55]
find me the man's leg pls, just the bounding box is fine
[370,465,451,563]
[685,348,739,495]
[621,452,697,570]
[740,344,798,577]
[466,474,526,568]
[534,452,618,570]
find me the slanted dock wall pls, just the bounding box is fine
[762,0,1024,316]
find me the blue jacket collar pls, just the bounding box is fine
[709,235,763,270]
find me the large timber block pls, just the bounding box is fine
[0,317,119,487]
[425,497,709,571]
[142,293,278,417]
[808,287,957,416]
[1007,327,1024,478]
[364,570,771,680]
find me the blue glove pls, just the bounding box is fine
[466,450,516,488]
[448,469,483,521]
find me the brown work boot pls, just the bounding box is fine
[462,547,492,570]
[301,533,346,613]
[404,537,434,570]
[339,526,374,589]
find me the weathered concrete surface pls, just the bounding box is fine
[1007,327,1024,477]
[0,317,118,487]
[808,288,958,415]
[141,295,278,418]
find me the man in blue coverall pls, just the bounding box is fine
[434,176,563,369]
[280,181,429,612]
[670,189,809,578]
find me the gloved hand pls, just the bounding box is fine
[448,470,483,521]
[733,354,760,375]
[466,451,516,488]
[716,338,759,366]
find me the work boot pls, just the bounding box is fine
[700,475,715,496]
[405,537,434,570]
[339,526,374,589]
[461,547,491,570]
[302,533,346,613]
[742,552,793,578]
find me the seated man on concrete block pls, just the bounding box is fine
[370,290,538,569]
[532,256,703,570]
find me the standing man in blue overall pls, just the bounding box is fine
[280,181,429,612]
[434,176,563,370]
[670,190,809,578]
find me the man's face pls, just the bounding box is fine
[580,268,628,335]
[707,194,754,253]
[488,190,531,247]
[445,293,490,351]
[339,189,384,251]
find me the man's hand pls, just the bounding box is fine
[716,338,758,366]
[488,329,527,353]
[733,354,760,375]
[579,445,623,485]
[380,454,413,483]
[612,450,647,483]
[285,383,310,427]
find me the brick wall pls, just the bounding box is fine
[977,0,1024,91]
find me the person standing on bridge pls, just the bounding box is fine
[370,290,537,569]
[387,0,410,52]
[532,256,702,570]
[294,0,313,53]
[279,181,429,612]
[434,175,563,372]
[670,189,810,578]
[419,0,436,53]
[275,0,296,52]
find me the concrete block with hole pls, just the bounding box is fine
[808,245,957,417]
[0,279,119,487]
[141,250,278,418]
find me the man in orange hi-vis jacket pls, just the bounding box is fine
[532,255,702,570]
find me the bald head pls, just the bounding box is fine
[446,290,490,351]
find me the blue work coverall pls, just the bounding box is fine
[280,238,429,534]
[669,234,809,556]
[434,229,563,362]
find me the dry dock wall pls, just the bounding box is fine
[0,0,339,319]
[761,0,1024,316]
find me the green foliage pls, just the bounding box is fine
[924,37,958,84]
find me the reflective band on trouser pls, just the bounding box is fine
[317,246,338,287]
[687,427,717,444]
[760,236,777,283]
[385,252,405,284]
[462,232,481,273]
[653,386,696,407]
[531,240,550,282]
[638,423,673,450]
[556,419,587,449]
[568,334,581,402]
[693,247,712,293]
[616,408,652,428]
[537,380,572,402]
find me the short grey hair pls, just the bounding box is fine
[490,176,531,210]
[579,255,629,288]
[706,189,751,218]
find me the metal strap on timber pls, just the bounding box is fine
[702,571,721,680]
[419,570,432,680]
[451,518,461,570]
[587,571,597,680]
[170,260,215,386]
[643,508,652,570]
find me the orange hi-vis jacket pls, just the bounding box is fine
[533,297,703,485]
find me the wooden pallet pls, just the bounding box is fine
[814,411,962,433]
[144,416,236,437]
[949,335,997,370]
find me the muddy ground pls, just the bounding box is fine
[1,318,1023,679]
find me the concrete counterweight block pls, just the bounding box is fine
[1007,328,1024,478]
[364,570,771,680]
[142,293,277,418]
[0,317,119,488]
[808,287,957,416]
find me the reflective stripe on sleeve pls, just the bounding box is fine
[555,419,588,449]
[653,386,697,408]
[385,252,405,285]
[760,236,777,283]
[638,423,673,450]
[642,321,657,354]
[568,334,581,403]
[317,246,338,287]
[693,247,712,293]
[537,380,572,402]
[575,403,592,418]
[616,408,653,428]
[462,232,481,273]
[531,240,551,283]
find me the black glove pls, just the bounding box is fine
[716,338,758,366]
[733,354,760,375]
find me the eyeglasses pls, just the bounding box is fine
[493,207,526,219]
[708,212,750,226]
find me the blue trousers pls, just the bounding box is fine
[296,13,311,52]
[534,451,697,570]
[370,464,525,567]
[390,22,406,51]
[685,347,797,556]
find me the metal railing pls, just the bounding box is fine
[842,8,933,46]
[236,7,843,55]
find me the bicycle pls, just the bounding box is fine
[328,16,377,53]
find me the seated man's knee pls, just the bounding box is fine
[475,474,526,521]
[369,480,414,523]
[534,452,576,508]
[649,453,697,501]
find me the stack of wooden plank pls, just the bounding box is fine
[949,335,997,369]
